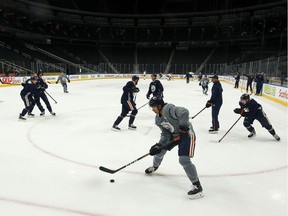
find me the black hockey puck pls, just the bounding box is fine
[110,179,115,183]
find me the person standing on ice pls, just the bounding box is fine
[234,93,280,141]
[244,73,254,94]
[112,75,140,131]
[205,75,223,133]
[234,72,240,88]
[35,72,56,116]
[146,73,164,100]
[56,72,70,93]
[19,76,39,120]
[145,96,203,199]
[199,75,209,95]
[143,71,146,80]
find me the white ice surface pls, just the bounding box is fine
[0,78,287,216]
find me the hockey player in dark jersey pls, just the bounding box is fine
[112,75,140,131]
[205,75,223,133]
[234,72,240,88]
[145,96,203,199]
[234,94,280,141]
[255,72,264,95]
[19,76,38,120]
[244,74,254,94]
[34,72,56,116]
[146,74,164,99]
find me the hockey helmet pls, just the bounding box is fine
[132,75,139,81]
[240,93,250,102]
[149,96,164,107]
[31,76,37,81]
[37,71,43,77]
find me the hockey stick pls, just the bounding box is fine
[191,107,206,119]
[218,115,242,142]
[45,90,58,104]
[99,140,176,174]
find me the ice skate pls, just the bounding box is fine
[112,125,121,131]
[188,181,203,199]
[145,166,158,174]
[19,114,26,120]
[248,130,256,138]
[273,134,280,141]
[40,111,45,116]
[50,111,56,116]
[128,124,137,130]
[27,113,35,117]
[209,128,218,134]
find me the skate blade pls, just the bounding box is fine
[128,127,137,130]
[188,192,204,199]
[248,134,256,138]
[111,128,121,132]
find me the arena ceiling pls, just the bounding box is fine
[20,0,285,14]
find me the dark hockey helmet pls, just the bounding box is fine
[132,75,139,81]
[37,71,43,77]
[149,96,164,107]
[31,76,37,81]
[240,93,250,102]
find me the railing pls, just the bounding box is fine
[1,56,286,86]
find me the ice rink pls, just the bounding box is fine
[0,77,287,216]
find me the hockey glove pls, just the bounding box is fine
[68,80,70,83]
[233,108,242,114]
[179,125,189,133]
[234,108,246,116]
[205,100,212,108]
[149,143,162,156]
[241,108,249,116]
[56,81,58,84]
[132,87,140,93]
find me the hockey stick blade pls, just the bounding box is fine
[99,166,118,174]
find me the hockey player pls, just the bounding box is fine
[205,75,223,133]
[112,75,140,131]
[143,71,146,80]
[200,75,209,95]
[255,72,264,95]
[234,72,240,88]
[19,76,38,120]
[35,72,56,116]
[244,74,254,94]
[234,94,280,141]
[146,74,164,99]
[145,96,203,199]
[56,72,70,93]
[185,72,191,84]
